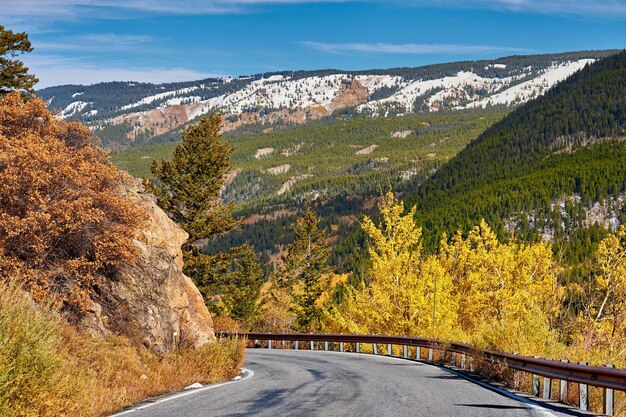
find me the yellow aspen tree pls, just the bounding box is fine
[328,192,457,339]
[576,226,626,362]
[440,220,561,355]
[255,283,297,332]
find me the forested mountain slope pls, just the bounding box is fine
[113,109,505,277]
[113,109,503,203]
[406,50,626,266]
[111,51,624,281]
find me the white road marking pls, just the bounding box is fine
[110,368,254,416]
[442,367,558,417]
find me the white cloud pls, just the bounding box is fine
[409,0,626,17]
[23,55,223,88]
[301,41,532,55]
[2,0,624,24]
[1,0,352,20]
[2,0,624,20]
[36,33,157,52]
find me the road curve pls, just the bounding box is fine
[125,349,585,417]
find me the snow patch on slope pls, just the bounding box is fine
[359,71,521,115]
[180,74,403,122]
[120,86,200,110]
[61,101,90,118]
[462,59,594,109]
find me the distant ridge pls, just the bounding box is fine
[38,50,618,150]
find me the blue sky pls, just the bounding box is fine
[2,0,625,88]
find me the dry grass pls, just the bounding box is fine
[0,283,245,417]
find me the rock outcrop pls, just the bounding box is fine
[328,80,370,112]
[106,81,371,143]
[80,178,214,355]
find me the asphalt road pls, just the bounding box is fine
[121,349,586,417]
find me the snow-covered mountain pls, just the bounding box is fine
[37,50,617,149]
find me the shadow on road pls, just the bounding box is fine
[455,403,530,410]
[426,374,463,380]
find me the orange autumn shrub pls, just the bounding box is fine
[0,92,141,311]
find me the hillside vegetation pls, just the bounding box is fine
[0,90,244,415]
[0,92,139,311]
[406,50,626,265]
[0,283,244,417]
[112,108,505,283]
[113,109,505,206]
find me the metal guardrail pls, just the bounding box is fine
[218,332,625,415]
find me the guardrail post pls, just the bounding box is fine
[559,379,567,402]
[543,377,552,399]
[579,362,588,412]
[416,346,421,360]
[403,345,408,359]
[559,360,568,401]
[373,343,378,355]
[295,341,299,350]
[532,374,540,397]
[604,364,615,416]
[387,343,392,356]
[310,341,314,351]
[268,340,272,350]
[428,348,434,362]
[324,341,329,351]
[340,341,344,352]
[356,342,360,353]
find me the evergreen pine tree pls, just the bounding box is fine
[146,113,239,244]
[276,209,330,331]
[147,114,264,328]
[226,243,264,326]
[0,26,38,95]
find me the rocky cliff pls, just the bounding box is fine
[81,178,214,355]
